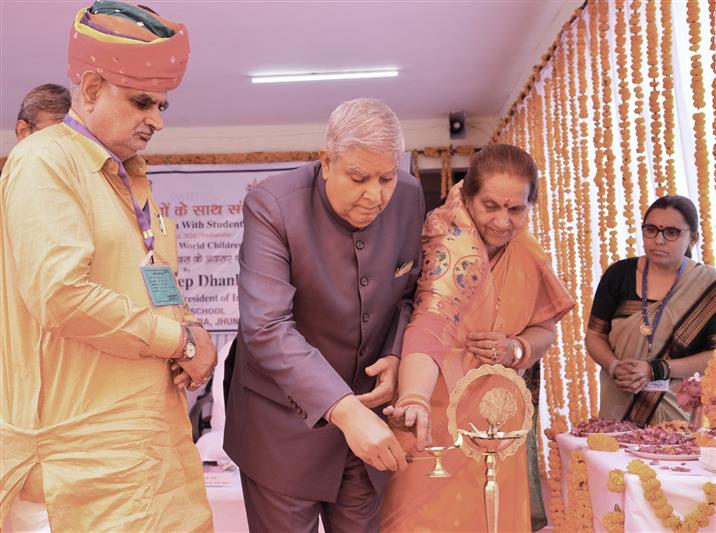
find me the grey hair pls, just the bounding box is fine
[69,78,120,104]
[69,83,81,100]
[17,84,71,125]
[325,98,405,163]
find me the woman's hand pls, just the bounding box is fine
[613,360,653,393]
[383,404,432,450]
[466,331,513,366]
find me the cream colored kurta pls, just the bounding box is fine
[0,116,213,532]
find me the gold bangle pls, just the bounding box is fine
[395,393,431,412]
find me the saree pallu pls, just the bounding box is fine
[599,266,716,426]
[381,183,574,532]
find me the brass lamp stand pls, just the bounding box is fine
[416,364,533,533]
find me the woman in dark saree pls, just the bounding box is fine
[586,195,716,426]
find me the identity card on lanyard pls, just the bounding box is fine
[64,115,184,307]
[640,257,686,392]
[140,263,185,306]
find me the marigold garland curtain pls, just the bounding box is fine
[490,1,715,527]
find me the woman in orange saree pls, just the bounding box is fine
[381,145,575,532]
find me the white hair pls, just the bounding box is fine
[325,98,405,163]
[69,76,120,104]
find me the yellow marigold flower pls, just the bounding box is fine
[602,507,625,533]
[627,459,645,473]
[643,478,661,491]
[704,482,716,503]
[607,469,625,493]
[662,515,680,529]
[645,489,662,502]
[639,469,657,480]
[682,514,700,531]
[697,502,713,517]
[655,504,673,519]
[628,459,657,479]
[587,434,619,451]
[651,496,668,509]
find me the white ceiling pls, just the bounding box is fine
[0,0,582,130]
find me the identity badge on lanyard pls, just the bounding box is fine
[643,380,670,392]
[140,263,185,306]
[640,257,686,392]
[64,115,184,307]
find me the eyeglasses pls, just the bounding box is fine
[641,224,692,241]
[17,110,39,132]
[23,119,39,132]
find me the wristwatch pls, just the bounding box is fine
[179,326,196,360]
[510,337,524,366]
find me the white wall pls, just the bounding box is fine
[1,115,498,170]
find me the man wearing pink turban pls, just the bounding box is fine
[0,2,215,531]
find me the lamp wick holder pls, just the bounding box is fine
[420,433,464,478]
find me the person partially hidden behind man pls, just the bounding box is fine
[1,2,215,532]
[14,83,71,141]
[224,97,426,532]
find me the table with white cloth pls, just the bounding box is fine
[556,433,716,533]
[205,473,325,533]
[206,474,249,533]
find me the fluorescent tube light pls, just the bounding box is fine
[251,70,399,84]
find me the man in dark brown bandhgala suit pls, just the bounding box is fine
[224,98,425,532]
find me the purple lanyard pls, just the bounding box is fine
[641,256,686,357]
[63,115,154,253]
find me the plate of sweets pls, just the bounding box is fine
[570,417,639,437]
[627,442,700,461]
[615,426,694,449]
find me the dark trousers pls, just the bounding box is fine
[240,451,383,533]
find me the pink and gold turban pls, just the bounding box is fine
[67,1,190,91]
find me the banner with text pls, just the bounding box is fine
[149,162,305,342]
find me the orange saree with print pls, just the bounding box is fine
[381,183,574,532]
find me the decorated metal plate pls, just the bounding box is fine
[446,364,533,461]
